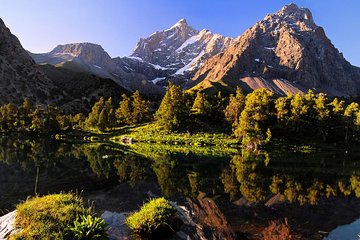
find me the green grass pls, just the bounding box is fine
[10,193,106,240]
[110,123,240,147]
[125,197,178,237]
[127,142,239,160]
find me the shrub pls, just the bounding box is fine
[125,197,178,237]
[67,214,108,240]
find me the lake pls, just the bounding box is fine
[0,134,360,239]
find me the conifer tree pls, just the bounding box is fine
[234,89,273,148]
[116,94,133,125]
[85,97,105,129]
[105,97,116,129]
[155,83,188,131]
[132,90,150,124]
[225,87,245,127]
[191,92,207,116]
[344,102,359,142]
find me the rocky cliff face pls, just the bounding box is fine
[132,18,233,77]
[191,3,360,96]
[0,19,130,112]
[0,19,62,105]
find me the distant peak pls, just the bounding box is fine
[276,3,313,21]
[281,3,300,13]
[168,18,189,30]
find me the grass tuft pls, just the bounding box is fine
[125,197,179,237]
[10,193,107,240]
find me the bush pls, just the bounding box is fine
[67,214,108,240]
[125,197,178,237]
[10,193,107,240]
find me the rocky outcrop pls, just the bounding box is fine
[0,210,16,239]
[191,3,360,96]
[0,19,63,105]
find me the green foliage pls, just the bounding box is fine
[116,91,150,126]
[116,94,133,125]
[125,197,177,236]
[67,214,108,240]
[225,87,245,127]
[191,91,208,116]
[10,193,88,240]
[234,88,274,148]
[155,83,189,131]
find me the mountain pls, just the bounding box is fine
[131,18,233,85]
[0,19,63,105]
[0,18,129,112]
[30,19,233,92]
[39,64,129,113]
[190,3,360,96]
[30,43,118,81]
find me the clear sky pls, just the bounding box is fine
[1,0,359,66]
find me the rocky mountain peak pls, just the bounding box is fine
[50,42,112,66]
[168,18,189,30]
[262,3,316,32]
[191,4,360,97]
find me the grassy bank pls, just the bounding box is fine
[110,123,240,147]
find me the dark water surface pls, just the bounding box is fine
[1,135,360,238]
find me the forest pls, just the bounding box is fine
[0,84,359,148]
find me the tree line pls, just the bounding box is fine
[1,85,360,147]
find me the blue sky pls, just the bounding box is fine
[1,0,359,66]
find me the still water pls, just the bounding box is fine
[0,135,360,239]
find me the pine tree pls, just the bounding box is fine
[344,102,359,142]
[132,90,150,124]
[314,93,331,140]
[289,93,308,133]
[234,88,273,149]
[155,83,188,131]
[116,94,133,125]
[18,98,34,130]
[105,97,116,129]
[191,92,207,116]
[85,97,105,129]
[98,108,108,131]
[225,87,245,127]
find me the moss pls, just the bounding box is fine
[125,197,178,237]
[10,193,88,240]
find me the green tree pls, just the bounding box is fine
[314,93,331,141]
[98,108,108,132]
[225,87,245,127]
[85,97,105,130]
[155,83,188,131]
[116,94,133,125]
[191,92,208,117]
[289,93,308,133]
[132,90,150,124]
[18,99,34,130]
[234,89,273,148]
[104,97,116,129]
[344,102,359,142]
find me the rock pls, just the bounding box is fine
[101,211,132,240]
[191,3,360,96]
[0,210,16,239]
[0,19,62,106]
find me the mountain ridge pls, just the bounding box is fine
[3,3,359,104]
[190,3,360,96]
